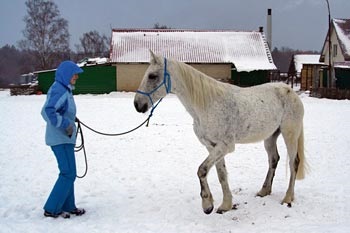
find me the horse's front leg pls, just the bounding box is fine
[215,158,233,214]
[197,157,214,214]
[197,143,230,214]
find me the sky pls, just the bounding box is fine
[0,0,349,51]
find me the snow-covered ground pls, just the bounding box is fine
[0,89,349,233]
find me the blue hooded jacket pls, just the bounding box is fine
[41,61,83,146]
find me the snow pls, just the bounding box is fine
[0,89,349,233]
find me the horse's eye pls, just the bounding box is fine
[148,74,158,80]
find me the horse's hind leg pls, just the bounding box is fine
[215,158,233,214]
[281,128,300,207]
[257,128,281,197]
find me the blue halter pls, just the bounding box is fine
[136,58,171,107]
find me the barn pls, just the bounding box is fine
[110,29,277,91]
[37,29,277,94]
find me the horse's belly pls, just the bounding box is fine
[235,123,279,144]
[236,132,272,144]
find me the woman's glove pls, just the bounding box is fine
[66,124,73,137]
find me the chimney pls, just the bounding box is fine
[267,8,272,49]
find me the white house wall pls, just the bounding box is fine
[323,26,346,65]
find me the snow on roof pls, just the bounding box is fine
[294,54,324,73]
[77,57,110,67]
[334,61,350,69]
[34,57,110,74]
[333,19,350,60]
[110,29,276,72]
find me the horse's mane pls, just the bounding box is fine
[171,60,227,110]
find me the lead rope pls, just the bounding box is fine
[74,98,164,178]
[74,121,88,178]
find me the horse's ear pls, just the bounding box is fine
[149,49,161,64]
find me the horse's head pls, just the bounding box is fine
[134,50,171,113]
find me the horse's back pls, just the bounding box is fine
[251,82,304,122]
[245,82,303,111]
[266,83,303,118]
[253,82,304,136]
[223,82,303,144]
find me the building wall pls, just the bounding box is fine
[301,64,325,90]
[115,63,232,91]
[190,64,232,82]
[116,63,148,92]
[323,30,346,65]
[231,70,269,86]
[37,65,116,94]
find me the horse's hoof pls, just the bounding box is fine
[203,206,214,215]
[216,209,224,214]
[280,201,292,208]
[216,204,238,214]
[257,189,271,197]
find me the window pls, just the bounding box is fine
[333,44,338,57]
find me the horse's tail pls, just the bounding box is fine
[296,123,308,180]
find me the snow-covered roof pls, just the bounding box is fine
[333,19,350,60]
[77,57,110,67]
[334,61,350,69]
[110,29,277,72]
[34,57,110,74]
[294,54,324,73]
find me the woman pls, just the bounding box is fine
[41,61,85,218]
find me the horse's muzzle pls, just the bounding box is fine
[134,101,148,113]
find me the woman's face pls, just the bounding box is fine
[70,74,79,85]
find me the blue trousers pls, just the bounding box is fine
[44,144,77,214]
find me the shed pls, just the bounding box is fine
[37,63,116,94]
[110,29,277,91]
[292,54,325,90]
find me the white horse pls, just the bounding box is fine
[134,51,307,214]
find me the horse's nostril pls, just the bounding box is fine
[140,103,148,113]
[134,101,148,113]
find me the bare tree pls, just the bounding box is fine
[76,30,109,58]
[19,0,70,70]
[0,45,34,87]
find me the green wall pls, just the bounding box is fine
[38,65,116,94]
[231,69,269,86]
[335,68,350,90]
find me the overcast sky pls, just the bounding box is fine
[1,0,349,51]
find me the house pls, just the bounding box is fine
[110,29,277,91]
[320,18,350,90]
[288,54,325,90]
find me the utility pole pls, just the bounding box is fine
[326,0,332,88]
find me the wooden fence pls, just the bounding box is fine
[9,84,39,96]
[310,87,350,100]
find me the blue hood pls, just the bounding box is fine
[55,61,83,87]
